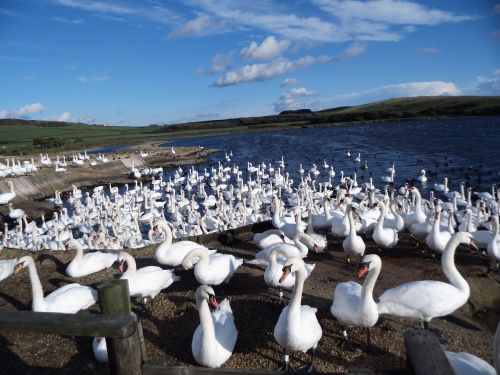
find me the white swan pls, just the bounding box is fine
[0,258,17,282]
[377,232,476,328]
[372,201,398,248]
[192,285,237,368]
[247,231,311,267]
[305,209,327,252]
[487,215,500,271]
[274,256,322,372]
[0,181,16,205]
[343,205,366,264]
[331,254,381,350]
[65,239,117,278]
[117,252,179,300]
[93,337,108,363]
[14,256,98,313]
[251,229,292,249]
[154,219,215,266]
[264,244,316,303]
[445,322,499,375]
[425,208,452,259]
[182,247,243,286]
[8,203,24,219]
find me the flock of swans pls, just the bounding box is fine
[1,148,500,373]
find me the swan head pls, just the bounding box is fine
[14,256,34,274]
[116,252,129,273]
[196,285,220,310]
[452,231,478,252]
[357,254,381,278]
[279,256,304,283]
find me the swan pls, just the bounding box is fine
[487,215,500,271]
[0,181,16,205]
[372,201,398,248]
[191,285,237,368]
[8,203,24,219]
[418,170,427,183]
[65,239,117,278]
[274,256,322,372]
[264,244,316,303]
[343,205,366,265]
[182,247,243,286]
[0,258,17,282]
[247,231,312,267]
[425,208,452,260]
[93,337,108,363]
[14,256,98,313]
[117,252,180,301]
[384,200,405,232]
[445,322,499,375]
[305,209,327,252]
[331,254,381,351]
[251,229,292,249]
[377,232,476,328]
[154,219,216,266]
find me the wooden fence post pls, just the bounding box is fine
[404,328,455,375]
[98,279,143,375]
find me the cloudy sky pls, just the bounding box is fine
[0,0,499,125]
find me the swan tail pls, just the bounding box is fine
[232,257,244,269]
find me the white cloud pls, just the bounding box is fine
[315,81,462,109]
[189,0,474,43]
[57,112,72,122]
[474,69,500,94]
[52,16,83,24]
[313,0,475,26]
[495,3,500,14]
[213,43,365,87]
[419,47,441,54]
[274,87,317,112]
[167,15,227,38]
[197,52,234,75]
[52,0,178,25]
[77,73,109,83]
[213,56,316,87]
[23,75,36,80]
[240,36,290,61]
[280,78,300,87]
[0,102,46,119]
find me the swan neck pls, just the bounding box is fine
[187,248,210,264]
[288,267,305,318]
[442,237,469,292]
[160,221,172,246]
[348,209,356,235]
[123,253,137,275]
[27,261,45,308]
[361,264,380,303]
[197,299,216,345]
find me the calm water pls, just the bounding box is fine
[164,116,500,196]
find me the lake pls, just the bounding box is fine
[164,116,500,197]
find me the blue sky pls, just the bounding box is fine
[0,0,499,126]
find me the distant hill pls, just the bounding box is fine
[1,95,499,155]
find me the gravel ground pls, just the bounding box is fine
[0,230,498,375]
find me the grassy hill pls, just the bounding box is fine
[1,96,499,155]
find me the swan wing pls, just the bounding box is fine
[331,281,361,320]
[378,281,466,318]
[45,284,98,313]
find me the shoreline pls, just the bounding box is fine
[0,143,218,223]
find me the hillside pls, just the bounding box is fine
[1,95,499,155]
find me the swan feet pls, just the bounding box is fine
[338,337,356,352]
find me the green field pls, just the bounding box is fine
[1,95,499,155]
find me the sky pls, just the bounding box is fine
[0,0,499,126]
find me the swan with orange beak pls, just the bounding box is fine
[330,254,382,352]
